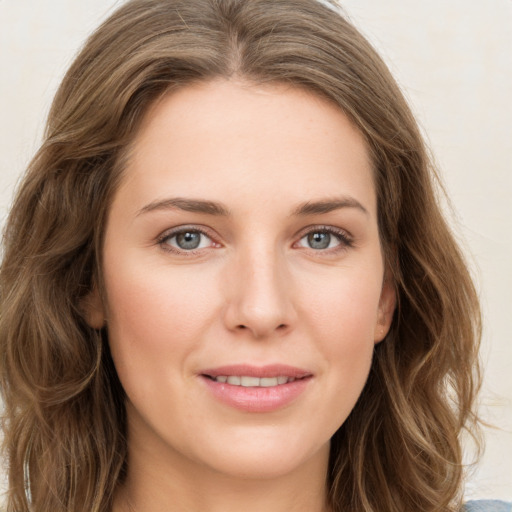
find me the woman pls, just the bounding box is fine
[0,0,506,511]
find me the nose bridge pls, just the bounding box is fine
[224,238,294,338]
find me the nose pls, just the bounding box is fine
[223,245,296,339]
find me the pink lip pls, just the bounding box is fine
[199,364,313,413]
[201,364,311,379]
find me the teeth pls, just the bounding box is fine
[241,376,260,387]
[213,375,298,387]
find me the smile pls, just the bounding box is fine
[207,375,299,386]
[199,364,313,412]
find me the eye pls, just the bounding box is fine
[159,227,216,253]
[296,227,352,251]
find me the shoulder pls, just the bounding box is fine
[464,500,512,512]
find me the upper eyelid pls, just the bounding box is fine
[296,224,353,240]
[156,226,219,255]
[294,226,354,252]
[158,225,216,242]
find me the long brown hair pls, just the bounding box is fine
[0,0,481,510]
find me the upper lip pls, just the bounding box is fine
[200,364,312,379]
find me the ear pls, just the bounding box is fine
[81,284,105,330]
[374,273,396,344]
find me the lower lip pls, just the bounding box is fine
[200,376,312,413]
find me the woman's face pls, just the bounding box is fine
[89,79,395,480]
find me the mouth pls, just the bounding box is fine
[199,364,313,412]
[203,375,304,387]
[200,364,312,385]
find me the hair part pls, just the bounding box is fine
[0,1,481,511]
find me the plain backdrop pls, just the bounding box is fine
[0,0,511,501]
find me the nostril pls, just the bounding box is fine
[235,323,287,334]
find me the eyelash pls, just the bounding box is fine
[157,225,354,256]
[157,226,217,255]
[295,225,354,253]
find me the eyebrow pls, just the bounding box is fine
[137,197,231,217]
[136,196,368,218]
[292,197,369,216]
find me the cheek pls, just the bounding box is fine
[296,267,382,412]
[298,264,382,346]
[103,255,221,380]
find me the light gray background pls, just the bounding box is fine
[0,0,511,501]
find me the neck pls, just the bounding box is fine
[117,471,331,512]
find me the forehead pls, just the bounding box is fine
[117,79,376,217]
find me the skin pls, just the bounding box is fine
[86,79,395,512]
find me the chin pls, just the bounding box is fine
[194,428,331,481]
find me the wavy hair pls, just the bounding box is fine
[0,0,481,510]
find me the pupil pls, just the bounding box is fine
[308,232,330,249]
[176,231,201,250]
